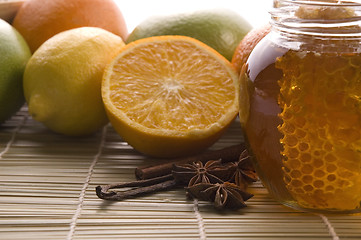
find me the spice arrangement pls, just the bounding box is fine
[96,144,258,210]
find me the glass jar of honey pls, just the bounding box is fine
[240,0,361,213]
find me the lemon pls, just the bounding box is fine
[102,36,239,158]
[0,19,31,124]
[126,9,252,61]
[23,27,125,136]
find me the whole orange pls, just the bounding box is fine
[12,0,128,53]
[231,24,271,74]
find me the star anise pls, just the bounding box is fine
[186,182,253,209]
[172,159,235,187]
[229,150,258,188]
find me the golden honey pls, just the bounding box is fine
[278,51,361,210]
[240,0,361,213]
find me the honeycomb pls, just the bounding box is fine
[276,51,361,210]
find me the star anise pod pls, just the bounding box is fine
[229,150,258,188]
[172,159,235,187]
[186,182,253,209]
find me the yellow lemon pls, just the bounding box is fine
[23,27,125,136]
[102,36,239,158]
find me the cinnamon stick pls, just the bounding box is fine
[135,143,247,180]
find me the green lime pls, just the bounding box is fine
[0,19,31,124]
[126,9,252,61]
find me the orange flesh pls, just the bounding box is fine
[107,39,237,131]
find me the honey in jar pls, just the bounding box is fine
[240,0,361,213]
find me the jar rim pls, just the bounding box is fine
[269,0,361,52]
[276,0,361,7]
[271,0,361,37]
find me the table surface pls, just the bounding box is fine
[1,107,360,240]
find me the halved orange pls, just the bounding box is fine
[102,36,239,158]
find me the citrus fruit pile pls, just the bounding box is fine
[1,0,256,158]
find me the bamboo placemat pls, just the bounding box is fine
[1,107,360,240]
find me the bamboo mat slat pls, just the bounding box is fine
[0,107,360,240]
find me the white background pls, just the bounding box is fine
[114,0,273,33]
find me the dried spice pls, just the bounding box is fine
[186,182,253,209]
[172,159,234,186]
[135,144,246,180]
[229,150,258,188]
[96,144,257,210]
[96,174,177,201]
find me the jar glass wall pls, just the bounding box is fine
[240,0,361,213]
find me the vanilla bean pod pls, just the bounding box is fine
[96,174,176,201]
[135,143,246,180]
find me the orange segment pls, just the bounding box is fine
[102,36,239,158]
